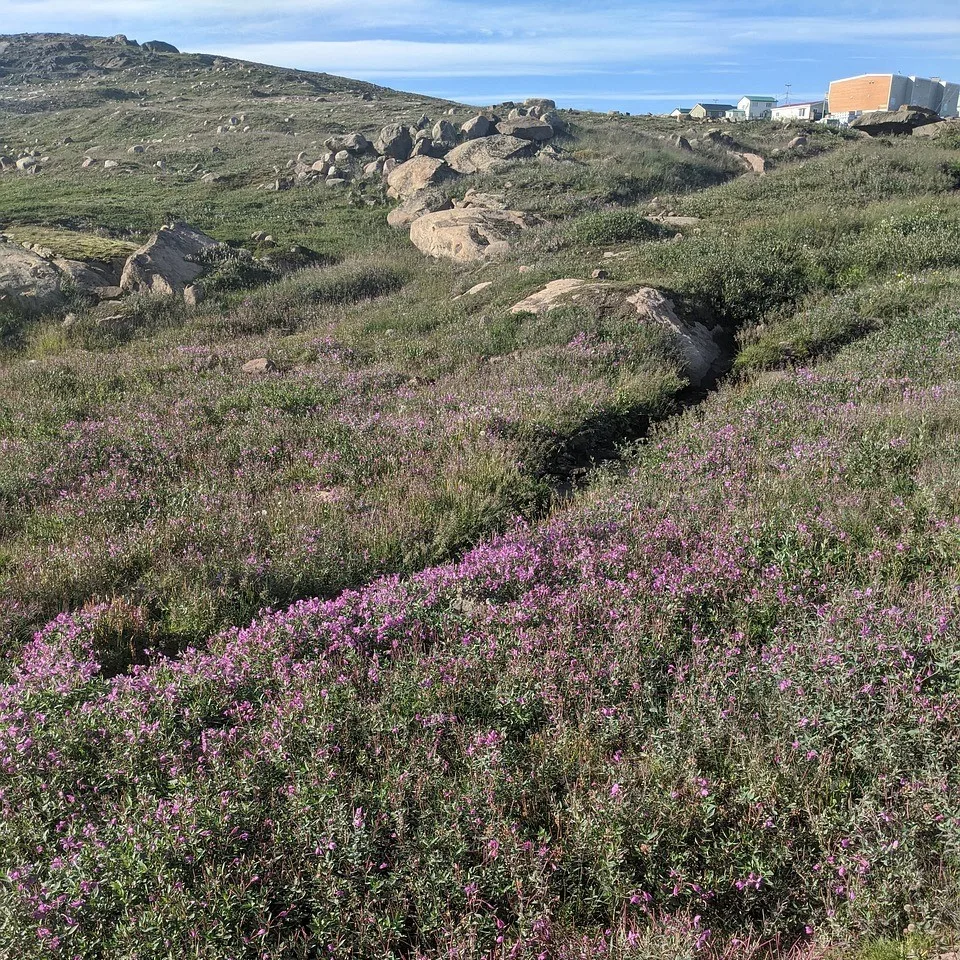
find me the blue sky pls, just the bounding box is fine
[5,1,960,112]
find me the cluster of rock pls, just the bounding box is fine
[1,224,226,316]
[674,129,769,175]
[0,237,123,316]
[0,150,49,174]
[271,98,568,195]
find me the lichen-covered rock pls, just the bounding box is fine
[444,135,534,174]
[0,242,66,316]
[386,156,457,200]
[409,208,542,262]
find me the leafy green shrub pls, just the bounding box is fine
[190,245,280,295]
[571,210,666,245]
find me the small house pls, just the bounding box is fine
[771,101,826,122]
[689,102,735,120]
[737,95,777,120]
[670,107,693,119]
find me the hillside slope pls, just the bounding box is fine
[1,32,960,960]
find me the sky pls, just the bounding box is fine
[5,0,960,112]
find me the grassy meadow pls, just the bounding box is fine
[1,33,960,960]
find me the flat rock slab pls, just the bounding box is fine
[444,135,534,174]
[410,207,543,263]
[495,118,555,142]
[852,105,943,136]
[511,278,606,314]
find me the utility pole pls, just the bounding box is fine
[785,82,792,105]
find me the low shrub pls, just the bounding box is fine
[571,209,668,245]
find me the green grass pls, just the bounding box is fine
[3,34,960,956]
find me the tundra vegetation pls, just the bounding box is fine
[0,33,959,960]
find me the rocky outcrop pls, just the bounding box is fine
[409,208,543,263]
[0,242,67,316]
[851,105,943,137]
[386,156,456,200]
[510,279,600,314]
[53,257,123,297]
[626,287,722,384]
[120,223,221,298]
[444,135,534,174]
[510,280,722,385]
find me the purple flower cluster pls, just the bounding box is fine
[1,306,959,956]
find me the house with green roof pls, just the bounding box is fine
[737,95,778,120]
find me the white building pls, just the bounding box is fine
[771,101,826,122]
[737,95,777,120]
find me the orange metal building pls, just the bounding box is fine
[828,75,896,114]
[828,74,960,118]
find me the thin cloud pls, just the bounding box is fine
[214,37,724,78]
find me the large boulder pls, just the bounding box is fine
[495,118,555,142]
[324,133,370,153]
[444,135,534,174]
[375,123,413,161]
[511,280,722,384]
[0,242,66,316]
[120,223,221,298]
[524,98,557,113]
[913,119,958,139]
[851,105,942,137]
[738,152,766,175]
[626,287,722,384]
[432,119,458,149]
[143,40,179,54]
[461,115,493,140]
[409,207,542,263]
[540,111,569,134]
[387,191,454,229]
[386,156,456,200]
